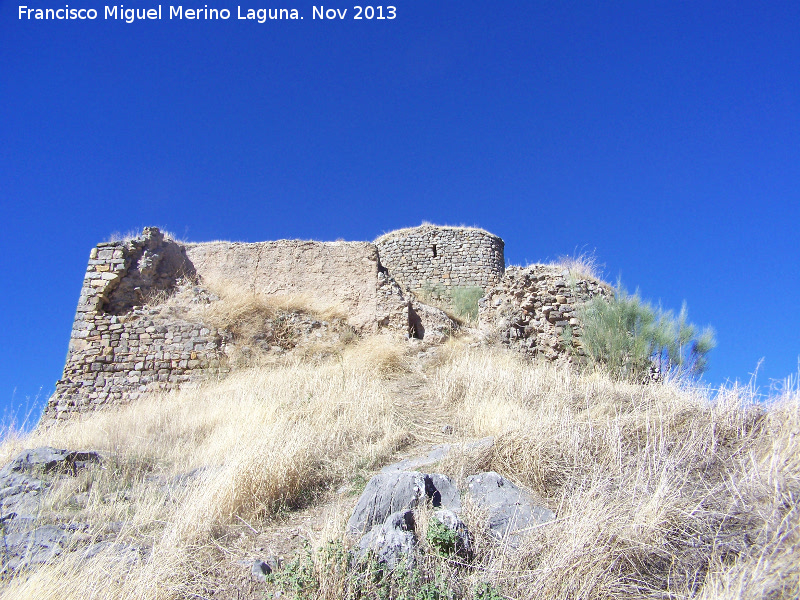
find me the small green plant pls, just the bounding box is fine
[576,285,715,381]
[473,582,504,600]
[426,519,457,556]
[398,565,453,600]
[449,287,483,323]
[349,471,370,495]
[267,542,318,599]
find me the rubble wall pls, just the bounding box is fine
[45,229,228,422]
[479,265,613,361]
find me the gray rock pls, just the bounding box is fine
[358,510,417,569]
[463,436,494,453]
[428,474,461,513]
[0,447,103,572]
[81,541,142,565]
[0,472,46,520]
[0,447,101,477]
[430,509,473,560]
[465,471,554,547]
[380,446,451,474]
[251,559,272,582]
[380,437,493,474]
[1,525,72,571]
[408,302,457,343]
[347,472,460,535]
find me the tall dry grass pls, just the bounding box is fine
[1,337,797,599]
[554,249,604,281]
[426,344,800,599]
[0,336,414,600]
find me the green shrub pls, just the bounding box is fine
[575,286,715,382]
[267,543,318,599]
[449,287,483,323]
[426,519,458,556]
[473,582,504,600]
[420,283,484,325]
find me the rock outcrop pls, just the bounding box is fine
[347,471,460,535]
[0,447,111,572]
[348,467,554,567]
[465,471,555,548]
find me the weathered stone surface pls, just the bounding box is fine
[0,447,101,477]
[250,559,272,581]
[380,437,494,474]
[104,227,195,315]
[80,541,142,565]
[2,525,72,571]
[408,301,458,342]
[465,471,554,547]
[0,448,101,572]
[380,446,451,474]
[427,474,461,513]
[0,447,101,528]
[0,472,45,521]
[187,239,390,332]
[347,472,459,535]
[358,509,417,569]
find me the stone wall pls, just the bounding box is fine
[375,225,505,294]
[479,265,613,361]
[185,240,395,332]
[46,225,614,421]
[45,229,229,422]
[45,229,412,421]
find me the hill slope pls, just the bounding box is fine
[1,329,798,600]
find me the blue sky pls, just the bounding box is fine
[1,1,798,422]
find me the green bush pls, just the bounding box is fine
[449,287,483,323]
[420,283,484,324]
[474,582,504,600]
[575,286,715,382]
[426,519,458,556]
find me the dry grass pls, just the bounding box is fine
[104,228,186,244]
[146,278,354,367]
[374,222,496,244]
[1,338,797,599]
[425,344,800,599]
[0,336,415,599]
[554,249,604,281]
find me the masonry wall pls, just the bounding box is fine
[479,265,613,361]
[45,229,411,421]
[374,225,505,295]
[46,225,613,421]
[45,229,229,422]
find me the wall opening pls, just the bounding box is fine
[431,245,437,258]
[408,306,425,339]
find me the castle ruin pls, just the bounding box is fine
[44,225,610,422]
